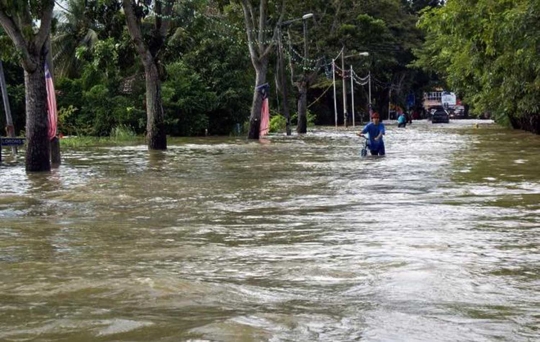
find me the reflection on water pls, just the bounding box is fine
[0,120,539,341]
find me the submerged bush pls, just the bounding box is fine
[110,124,136,141]
[269,114,287,133]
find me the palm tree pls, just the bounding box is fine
[52,0,98,78]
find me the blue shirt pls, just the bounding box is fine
[362,122,385,149]
[397,114,406,124]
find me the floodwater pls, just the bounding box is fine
[0,120,539,342]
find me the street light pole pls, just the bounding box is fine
[388,87,392,121]
[280,13,313,135]
[368,71,372,108]
[297,13,313,134]
[351,64,355,127]
[303,21,307,71]
[302,13,313,73]
[340,51,369,127]
[332,59,337,128]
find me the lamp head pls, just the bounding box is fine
[358,52,369,56]
[302,13,314,20]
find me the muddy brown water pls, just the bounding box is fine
[0,120,539,341]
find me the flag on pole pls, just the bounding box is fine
[45,63,57,141]
[257,83,270,137]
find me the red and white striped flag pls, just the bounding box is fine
[45,63,57,140]
[257,83,270,137]
[260,98,269,137]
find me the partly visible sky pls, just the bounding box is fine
[54,0,69,13]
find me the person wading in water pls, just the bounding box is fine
[357,112,386,156]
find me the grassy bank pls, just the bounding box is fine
[59,125,144,147]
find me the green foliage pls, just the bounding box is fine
[59,135,142,147]
[49,0,254,138]
[290,0,428,119]
[110,124,136,140]
[162,2,253,135]
[0,27,16,61]
[416,0,540,126]
[269,114,287,133]
[162,61,214,136]
[56,68,145,137]
[3,0,435,138]
[59,136,108,147]
[80,83,144,136]
[57,105,78,136]
[90,38,121,76]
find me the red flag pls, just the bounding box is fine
[45,63,57,140]
[260,98,269,137]
[257,83,270,137]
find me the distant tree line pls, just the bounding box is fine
[415,0,540,134]
[10,0,531,170]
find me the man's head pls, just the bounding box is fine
[371,112,380,122]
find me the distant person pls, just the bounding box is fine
[357,112,385,156]
[397,111,407,128]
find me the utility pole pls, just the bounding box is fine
[341,48,347,127]
[368,71,372,108]
[303,18,308,72]
[350,65,355,127]
[341,51,369,126]
[333,59,337,128]
[388,87,392,121]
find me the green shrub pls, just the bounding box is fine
[110,124,136,141]
[269,114,287,133]
[57,105,78,136]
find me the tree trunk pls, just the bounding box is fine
[24,59,51,172]
[248,62,268,139]
[122,0,169,150]
[296,78,308,134]
[50,137,61,166]
[145,62,167,150]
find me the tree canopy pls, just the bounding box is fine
[7,0,538,143]
[415,0,540,131]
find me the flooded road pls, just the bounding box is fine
[0,120,539,341]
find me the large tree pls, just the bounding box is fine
[416,0,540,133]
[235,0,284,139]
[0,1,55,171]
[280,0,424,126]
[290,16,321,134]
[122,0,175,149]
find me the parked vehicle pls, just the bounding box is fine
[431,108,450,123]
[449,105,465,119]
